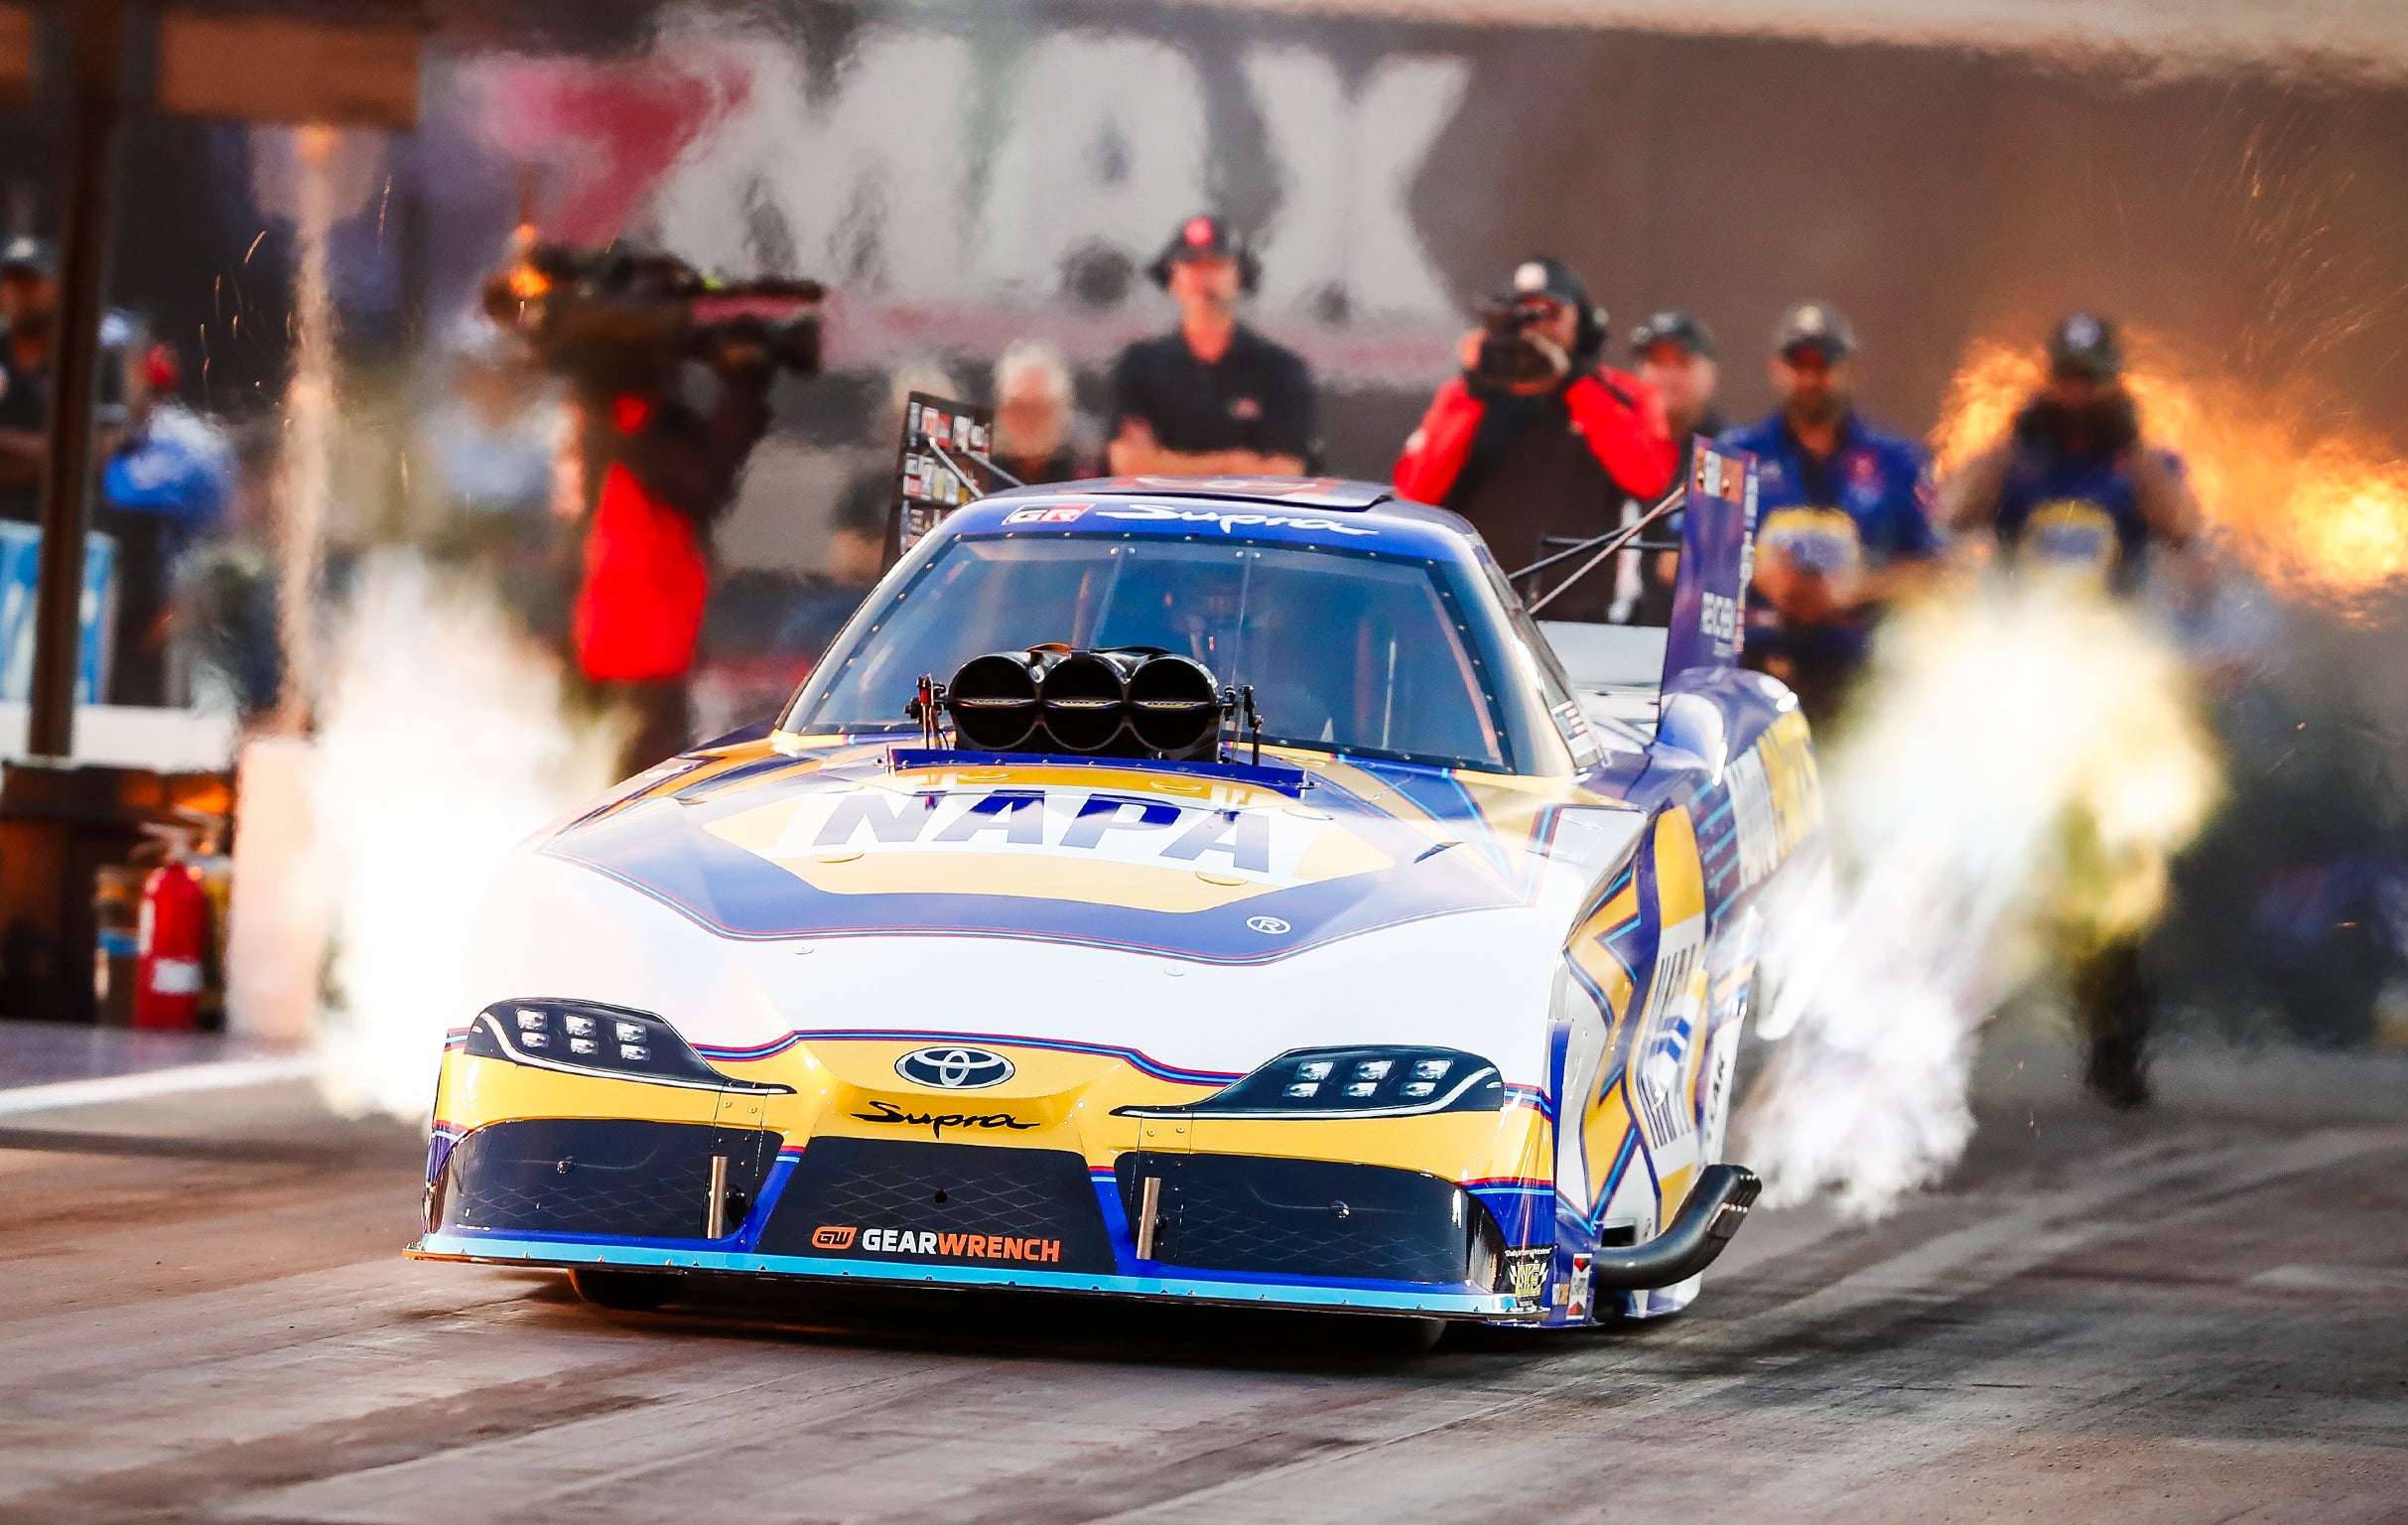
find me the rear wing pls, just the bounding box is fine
[1661,440,1760,688]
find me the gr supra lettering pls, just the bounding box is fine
[1093,505,1378,536]
[823,1225,1066,1263]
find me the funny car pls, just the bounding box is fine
[409,449,1823,1327]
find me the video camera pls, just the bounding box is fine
[482,242,826,396]
[1470,294,1569,390]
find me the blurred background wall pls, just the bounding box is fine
[4,0,2400,1041]
[8,0,2406,482]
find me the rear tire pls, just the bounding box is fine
[571,1269,680,1312]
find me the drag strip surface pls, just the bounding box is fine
[0,1084,2403,1524]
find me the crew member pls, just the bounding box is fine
[1394,257,1675,621]
[99,339,234,706]
[1719,302,1940,720]
[0,236,129,525]
[1940,312,2199,590]
[1108,215,1317,478]
[569,323,776,773]
[1939,312,2201,1110]
[993,341,1094,486]
[1621,310,1727,622]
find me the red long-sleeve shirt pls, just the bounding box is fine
[1394,368,1676,508]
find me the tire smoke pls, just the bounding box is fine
[1739,577,2221,1219]
[310,556,624,1121]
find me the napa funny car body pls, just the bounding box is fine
[411,460,1823,1325]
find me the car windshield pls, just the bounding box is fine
[788,534,1513,770]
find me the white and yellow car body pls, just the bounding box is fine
[411,460,1821,1326]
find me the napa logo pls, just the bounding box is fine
[706,783,1395,906]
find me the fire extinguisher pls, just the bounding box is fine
[135,831,210,1031]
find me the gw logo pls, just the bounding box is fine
[1700,592,1739,648]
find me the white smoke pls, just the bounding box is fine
[311,556,624,1120]
[1739,575,2221,1219]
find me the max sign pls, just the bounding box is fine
[476,26,1469,326]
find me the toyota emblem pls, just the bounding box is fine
[894,1045,1015,1090]
[1247,915,1291,935]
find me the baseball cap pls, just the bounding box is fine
[1630,310,1717,360]
[1500,256,1606,359]
[2048,312,2122,380]
[1772,302,1856,362]
[1507,256,1588,311]
[0,236,57,278]
[1147,214,1259,291]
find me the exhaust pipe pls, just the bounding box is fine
[1038,651,1133,752]
[1588,1164,1761,1291]
[947,652,1046,751]
[940,647,1230,760]
[1125,654,1221,758]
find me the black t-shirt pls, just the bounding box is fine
[1449,388,1634,622]
[1111,326,1318,467]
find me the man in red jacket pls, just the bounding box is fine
[571,332,775,774]
[1395,257,1675,621]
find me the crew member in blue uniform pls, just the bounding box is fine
[1718,302,1940,722]
[1940,312,2199,591]
[1939,313,2201,1111]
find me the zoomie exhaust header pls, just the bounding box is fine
[924,646,1242,761]
[1588,1164,1761,1292]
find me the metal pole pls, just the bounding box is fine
[27,0,129,760]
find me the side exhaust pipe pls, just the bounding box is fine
[1588,1164,1761,1292]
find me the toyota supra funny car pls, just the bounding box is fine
[410,449,1824,1328]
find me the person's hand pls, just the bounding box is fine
[1757,549,1847,624]
[1458,328,1569,395]
[1781,568,1844,624]
[1107,417,1159,476]
[1508,332,1570,395]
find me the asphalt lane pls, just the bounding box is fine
[1,1046,2405,1525]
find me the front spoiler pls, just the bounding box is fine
[409,1231,1533,1320]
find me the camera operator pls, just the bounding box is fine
[571,331,778,771]
[1940,313,2198,592]
[1109,215,1317,478]
[492,244,817,773]
[1939,313,2200,1111]
[1719,302,1940,722]
[1394,258,1675,621]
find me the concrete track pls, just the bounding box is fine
[2,1040,2405,1525]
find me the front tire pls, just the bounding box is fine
[571,1269,680,1312]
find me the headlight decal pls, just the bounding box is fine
[464,999,794,1093]
[1113,1045,1505,1120]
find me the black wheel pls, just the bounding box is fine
[571,1269,680,1312]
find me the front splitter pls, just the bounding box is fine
[409,1231,1534,1320]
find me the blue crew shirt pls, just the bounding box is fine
[1992,439,2185,594]
[1715,410,1940,676]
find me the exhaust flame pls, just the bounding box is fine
[1741,578,2220,1219]
[312,557,624,1121]
[1933,335,2408,617]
